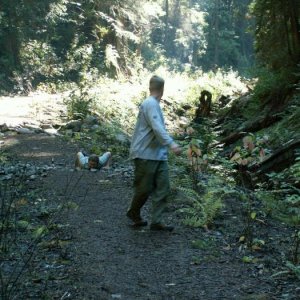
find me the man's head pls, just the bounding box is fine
[149,75,164,99]
[88,154,100,170]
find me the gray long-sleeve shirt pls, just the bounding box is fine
[129,96,173,161]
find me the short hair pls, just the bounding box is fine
[88,154,100,169]
[149,75,164,92]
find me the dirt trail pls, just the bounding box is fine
[0,92,65,127]
[2,132,278,300]
[1,96,298,300]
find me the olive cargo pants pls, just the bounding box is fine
[128,159,170,224]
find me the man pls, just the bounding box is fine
[127,75,181,231]
[75,150,111,171]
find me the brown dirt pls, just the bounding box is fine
[1,132,299,300]
[0,96,299,300]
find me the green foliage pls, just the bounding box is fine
[260,95,300,146]
[229,134,270,167]
[89,125,129,158]
[19,40,61,80]
[272,261,300,280]
[0,151,8,164]
[64,87,95,120]
[177,175,230,228]
[250,0,299,72]
[184,69,249,104]
[255,154,300,227]
[191,237,216,250]
[0,0,256,93]
[286,261,300,280]
[199,0,254,72]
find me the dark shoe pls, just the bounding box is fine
[126,211,147,227]
[150,223,174,232]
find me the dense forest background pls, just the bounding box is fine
[0,1,300,298]
[0,0,299,93]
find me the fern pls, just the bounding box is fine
[286,262,300,279]
[177,185,223,228]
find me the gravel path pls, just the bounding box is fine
[1,96,298,300]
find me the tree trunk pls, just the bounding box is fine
[164,0,169,49]
[287,0,300,62]
[194,90,212,122]
[213,0,220,67]
[6,2,21,72]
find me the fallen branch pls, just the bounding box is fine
[220,114,282,146]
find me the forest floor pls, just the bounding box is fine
[0,95,299,300]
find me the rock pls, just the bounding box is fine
[84,115,99,126]
[64,120,82,132]
[41,124,54,129]
[23,122,43,133]
[15,127,34,134]
[43,128,61,136]
[0,123,9,132]
[179,117,189,127]
[29,175,37,180]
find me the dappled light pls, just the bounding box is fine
[0,0,299,299]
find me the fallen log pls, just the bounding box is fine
[220,114,282,146]
[249,139,300,175]
[219,131,247,146]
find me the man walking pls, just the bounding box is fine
[127,75,181,231]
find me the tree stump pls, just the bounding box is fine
[194,90,212,123]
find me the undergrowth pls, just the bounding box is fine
[176,175,229,228]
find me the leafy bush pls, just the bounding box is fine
[64,87,95,120]
[259,95,300,147]
[255,152,300,227]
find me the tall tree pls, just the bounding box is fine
[251,0,300,71]
[198,0,254,71]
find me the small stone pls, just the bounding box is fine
[64,120,82,132]
[0,123,9,132]
[43,128,61,136]
[16,127,34,134]
[111,294,122,299]
[91,124,100,131]
[257,264,264,269]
